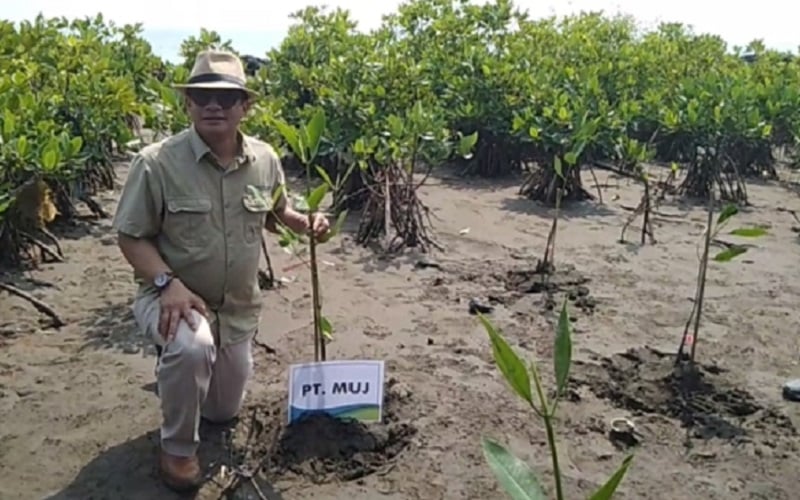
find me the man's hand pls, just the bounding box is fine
[158,279,208,341]
[309,212,331,241]
[266,197,331,240]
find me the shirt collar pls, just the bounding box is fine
[188,125,256,166]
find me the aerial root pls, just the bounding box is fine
[356,163,442,253]
[0,282,65,328]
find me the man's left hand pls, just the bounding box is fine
[309,212,331,240]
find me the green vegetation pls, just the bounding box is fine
[269,109,349,361]
[2,1,799,266]
[0,14,163,264]
[676,202,768,364]
[478,302,634,499]
[0,1,795,497]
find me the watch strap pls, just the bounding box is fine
[154,271,175,291]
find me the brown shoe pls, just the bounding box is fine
[159,450,202,492]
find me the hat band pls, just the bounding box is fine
[187,72,246,87]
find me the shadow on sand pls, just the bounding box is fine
[500,195,618,220]
[43,421,285,500]
[43,430,177,500]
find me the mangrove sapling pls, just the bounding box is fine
[520,153,593,206]
[351,102,478,253]
[618,171,655,245]
[618,164,678,246]
[539,156,566,276]
[270,109,349,362]
[616,136,660,245]
[675,198,768,365]
[478,301,634,500]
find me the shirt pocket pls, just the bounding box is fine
[164,197,213,247]
[242,184,273,245]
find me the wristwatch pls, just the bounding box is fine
[154,272,174,292]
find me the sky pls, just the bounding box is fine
[5,0,799,61]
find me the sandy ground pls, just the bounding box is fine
[2,161,800,500]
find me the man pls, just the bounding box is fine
[112,50,329,491]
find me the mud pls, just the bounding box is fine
[419,258,598,316]
[6,165,800,499]
[503,263,590,295]
[573,347,797,442]
[217,381,418,492]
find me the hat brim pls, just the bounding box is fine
[173,82,258,96]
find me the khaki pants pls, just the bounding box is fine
[133,297,253,457]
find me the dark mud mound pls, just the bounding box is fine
[503,263,596,314]
[417,258,597,315]
[573,347,796,441]
[224,382,417,487]
[504,263,589,294]
[271,411,416,482]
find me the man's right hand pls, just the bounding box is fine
[158,279,208,341]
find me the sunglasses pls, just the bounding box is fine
[186,89,246,109]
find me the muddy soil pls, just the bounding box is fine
[3,165,800,499]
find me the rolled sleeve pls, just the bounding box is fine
[112,153,163,238]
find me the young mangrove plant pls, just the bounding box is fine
[676,198,768,365]
[478,300,634,500]
[350,101,478,253]
[538,156,566,275]
[618,165,679,247]
[616,135,659,245]
[270,108,348,362]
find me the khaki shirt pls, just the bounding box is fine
[112,125,286,346]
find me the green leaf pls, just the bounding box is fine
[273,118,305,163]
[305,108,326,160]
[564,151,578,165]
[554,299,572,400]
[588,454,634,500]
[315,165,334,188]
[306,183,329,212]
[456,131,479,158]
[292,194,310,212]
[16,136,29,158]
[553,156,564,179]
[277,225,299,248]
[481,437,546,500]
[712,246,748,262]
[0,193,12,216]
[716,204,738,226]
[729,227,767,238]
[3,109,16,139]
[271,184,287,208]
[42,148,58,171]
[477,313,533,405]
[320,316,333,340]
[69,136,83,156]
[328,209,348,239]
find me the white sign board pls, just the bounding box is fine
[287,360,385,424]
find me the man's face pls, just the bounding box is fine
[184,88,250,139]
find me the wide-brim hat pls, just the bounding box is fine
[173,49,258,97]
